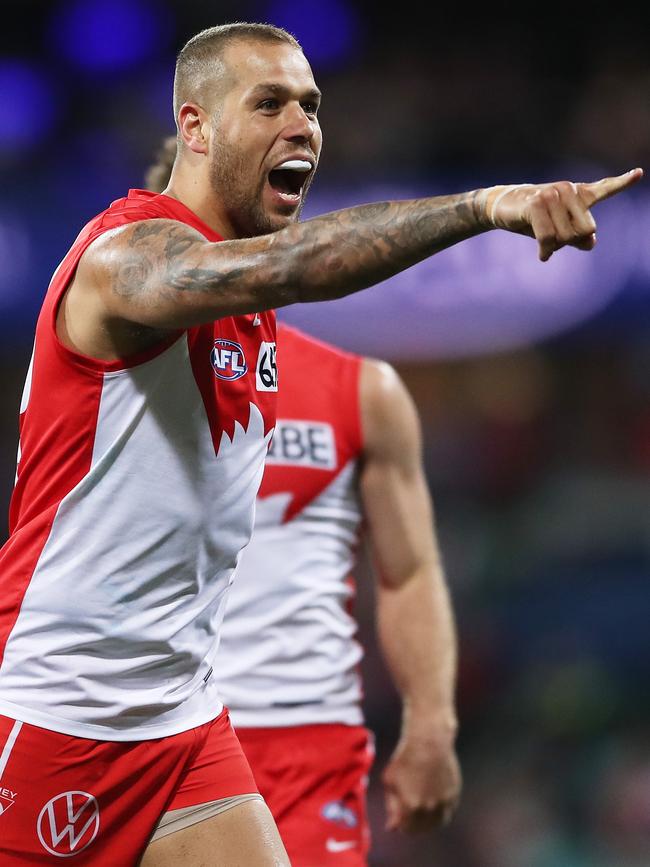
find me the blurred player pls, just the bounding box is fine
[221,322,462,866]
[0,20,641,867]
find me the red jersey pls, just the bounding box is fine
[0,190,277,740]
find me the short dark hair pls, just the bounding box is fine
[173,22,302,118]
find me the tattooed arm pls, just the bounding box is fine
[61,170,641,357]
[74,194,481,337]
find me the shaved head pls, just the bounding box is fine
[173,22,302,120]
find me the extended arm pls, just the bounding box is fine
[359,359,461,833]
[73,169,642,334]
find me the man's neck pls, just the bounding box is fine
[164,164,235,239]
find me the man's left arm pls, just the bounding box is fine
[359,358,461,833]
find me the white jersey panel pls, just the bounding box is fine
[218,460,365,727]
[0,336,272,739]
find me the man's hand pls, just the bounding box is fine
[479,167,643,262]
[382,730,462,834]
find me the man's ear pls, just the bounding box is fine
[178,103,209,155]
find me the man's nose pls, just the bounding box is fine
[282,103,317,141]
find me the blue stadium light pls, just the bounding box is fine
[262,0,361,68]
[50,0,172,73]
[0,60,59,151]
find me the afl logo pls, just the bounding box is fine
[210,339,247,381]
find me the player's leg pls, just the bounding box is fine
[139,708,290,866]
[139,797,290,866]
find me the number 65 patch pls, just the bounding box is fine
[256,342,278,391]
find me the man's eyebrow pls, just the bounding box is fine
[249,82,322,101]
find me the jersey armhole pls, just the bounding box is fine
[45,219,185,376]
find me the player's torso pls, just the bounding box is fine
[0,190,278,739]
[218,323,366,727]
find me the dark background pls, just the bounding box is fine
[1,3,649,864]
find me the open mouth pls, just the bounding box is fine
[268,159,312,201]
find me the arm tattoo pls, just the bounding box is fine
[113,220,218,300]
[167,267,247,294]
[272,193,484,303]
[109,192,485,315]
[163,226,203,259]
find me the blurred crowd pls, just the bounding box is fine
[357,327,650,865]
[3,5,650,179]
[311,20,650,185]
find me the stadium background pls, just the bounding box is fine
[1,3,649,864]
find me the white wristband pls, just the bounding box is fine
[489,183,535,227]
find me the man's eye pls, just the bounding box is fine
[259,99,279,111]
[302,102,319,116]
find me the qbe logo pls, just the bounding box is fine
[37,791,100,857]
[210,339,248,381]
[266,420,335,469]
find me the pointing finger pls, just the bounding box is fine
[579,168,643,207]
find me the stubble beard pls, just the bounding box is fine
[209,140,305,238]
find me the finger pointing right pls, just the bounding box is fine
[580,168,643,206]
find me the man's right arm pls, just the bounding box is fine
[74,170,641,335]
[358,359,461,834]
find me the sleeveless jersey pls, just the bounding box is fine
[0,190,277,740]
[217,323,365,727]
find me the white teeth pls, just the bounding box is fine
[276,160,312,171]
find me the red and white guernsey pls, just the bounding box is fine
[217,323,365,727]
[0,190,277,740]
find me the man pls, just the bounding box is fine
[0,20,641,867]
[220,321,462,866]
[147,140,461,864]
